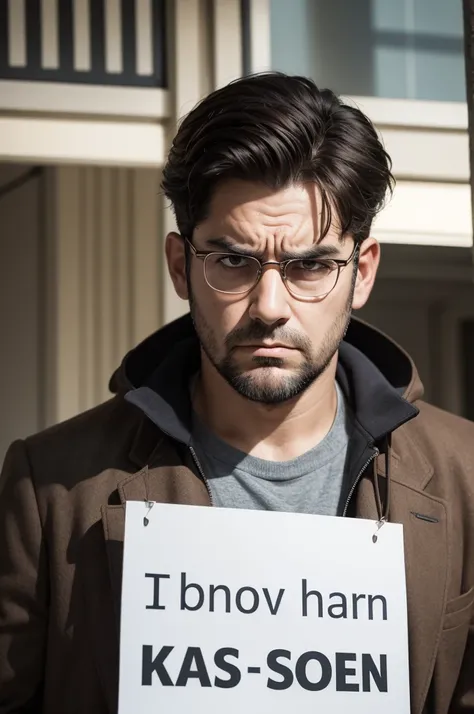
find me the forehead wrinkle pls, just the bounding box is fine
[227,206,315,241]
[226,211,315,250]
[204,218,340,259]
[198,180,341,250]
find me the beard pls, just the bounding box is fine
[188,262,356,405]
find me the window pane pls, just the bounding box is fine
[269,0,465,101]
[413,0,465,101]
[269,0,318,79]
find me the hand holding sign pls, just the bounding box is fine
[119,503,410,713]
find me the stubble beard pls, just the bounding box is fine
[188,288,354,406]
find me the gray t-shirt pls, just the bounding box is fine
[191,382,354,516]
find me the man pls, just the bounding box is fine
[0,73,473,713]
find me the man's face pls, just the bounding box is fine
[168,180,377,405]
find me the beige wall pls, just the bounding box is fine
[0,163,176,461]
[44,166,170,425]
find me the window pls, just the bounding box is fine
[234,0,471,248]
[270,0,465,102]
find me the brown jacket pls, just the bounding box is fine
[0,315,473,714]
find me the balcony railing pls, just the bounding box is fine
[0,0,167,87]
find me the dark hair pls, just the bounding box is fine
[161,72,394,242]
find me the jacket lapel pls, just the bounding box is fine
[98,411,171,638]
[395,488,448,714]
[391,440,450,714]
[102,468,148,628]
[97,431,210,711]
[89,468,147,714]
[102,453,211,623]
[356,461,449,714]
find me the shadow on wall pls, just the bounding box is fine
[0,164,45,465]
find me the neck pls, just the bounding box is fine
[193,353,339,461]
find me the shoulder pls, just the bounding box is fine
[407,400,474,454]
[4,397,144,492]
[26,395,138,446]
[395,399,474,497]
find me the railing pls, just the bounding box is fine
[0,0,167,87]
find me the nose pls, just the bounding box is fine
[248,264,292,325]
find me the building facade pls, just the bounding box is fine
[0,0,473,462]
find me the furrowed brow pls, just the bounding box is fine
[279,245,343,260]
[204,236,343,260]
[204,237,257,256]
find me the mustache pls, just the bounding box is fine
[225,323,312,353]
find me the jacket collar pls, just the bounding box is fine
[123,314,419,448]
[337,341,417,442]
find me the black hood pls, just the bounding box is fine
[110,313,420,447]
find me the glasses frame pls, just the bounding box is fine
[184,237,359,300]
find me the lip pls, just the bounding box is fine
[238,344,296,356]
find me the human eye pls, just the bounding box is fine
[218,254,250,268]
[292,259,332,273]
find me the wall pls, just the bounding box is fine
[358,244,474,417]
[43,165,167,425]
[0,163,173,460]
[0,164,43,462]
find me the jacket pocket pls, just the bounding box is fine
[443,586,474,631]
[430,587,474,713]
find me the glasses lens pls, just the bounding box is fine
[204,254,260,293]
[285,259,338,297]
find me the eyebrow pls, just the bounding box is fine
[203,236,343,260]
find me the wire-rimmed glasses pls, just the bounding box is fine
[185,238,359,300]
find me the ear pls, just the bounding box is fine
[165,232,189,300]
[351,237,380,310]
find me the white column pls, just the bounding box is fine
[8,0,27,67]
[73,0,92,72]
[104,0,123,74]
[248,0,271,73]
[135,0,154,76]
[41,0,60,69]
[213,0,243,88]
[173,0,213,119]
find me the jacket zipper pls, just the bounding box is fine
[189,445,214,506]
[192,442,378,515]
[342,447,379,517]
[150,422,214,506]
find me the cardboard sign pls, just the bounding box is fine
[119,502,410,713]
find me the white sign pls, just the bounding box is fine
[119,502,410,714]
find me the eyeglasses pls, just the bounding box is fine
[185,238,359,299]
